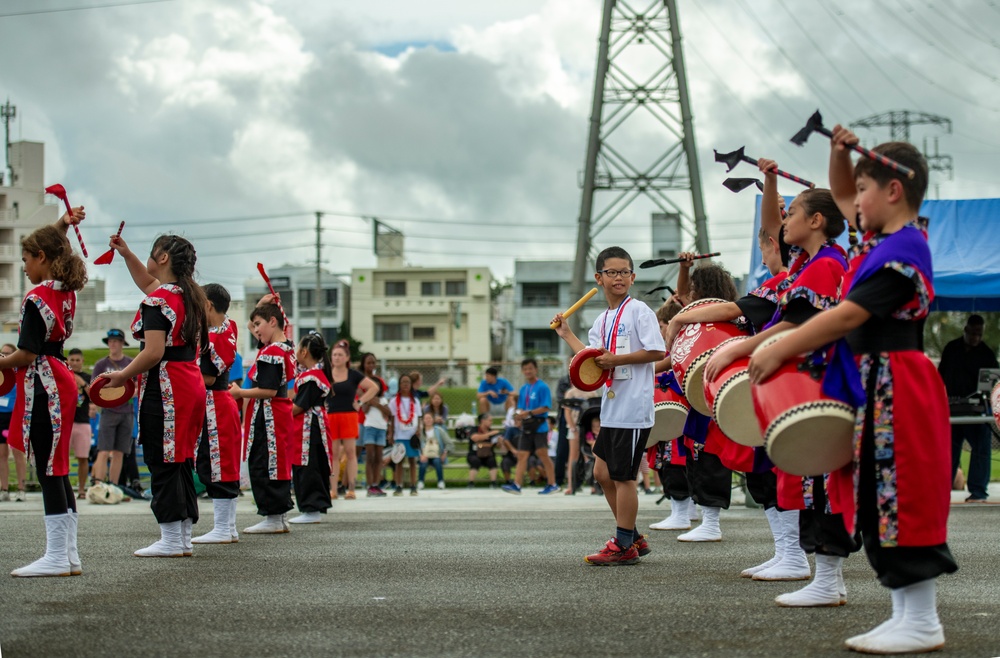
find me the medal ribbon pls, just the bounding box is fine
[600,296,631,389]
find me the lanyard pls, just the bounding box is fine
[600,296,631,352]
[522,382,535,413]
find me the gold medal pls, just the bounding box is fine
[607,389,615,399]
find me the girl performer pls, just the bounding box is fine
[101,235,208,558]
[288,332,334,524]
[749,135,957,654]
[7,208,87,577]
[191,283,243,544]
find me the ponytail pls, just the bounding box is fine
[152,235,208,350]
[300,332,333,398]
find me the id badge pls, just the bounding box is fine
[613,333,631,380]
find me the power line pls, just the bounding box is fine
[924,1,1000,50]
[0,0,175,18]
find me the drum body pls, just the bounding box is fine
[992,381,1000,427]
[0,368,13,396]
[90,377,137,409]
[751,331,855,477]
[647,386,689,448]
[569,347,611,392]
[704,337,762,447]
[670,298,748,416]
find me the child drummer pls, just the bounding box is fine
[553,246,665,565]
[749,132,956,655]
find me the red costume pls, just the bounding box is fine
[244,341,296,480]
[292,366,332,467]
[201,317,242,482]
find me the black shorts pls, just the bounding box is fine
[0,411,11,443]
[517,431,548,453]
[592,426,650,482]
[501,453,517,472]
[467,453,498,470]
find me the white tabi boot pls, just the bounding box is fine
[244,514,289,534]
[67,511,82,575]
[845,580,944,654]
[741,506,783,578]
[776,554,844,607]
[192,499,234,544]
[229,499,239,542]
[287,511,322,524]
[677,506,722,542]
[181,518,194,556]
[134,521,185,557]
[11,514,72,577]
[649,498,692,531]
[688,500,701,521]
[753,510,811,581]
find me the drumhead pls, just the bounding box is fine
[678,297,728,314]
[764,401,855,476]
[713,370,763,447]
[683,352,713,416]
[89,377,136,409]
[751,328,797,354]
[648,400,688,447]
[569,347,611,392]
[0,368,14,397]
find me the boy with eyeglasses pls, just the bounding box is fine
[553,246,665,565]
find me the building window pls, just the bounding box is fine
[523,329,559,355]
[413,326,436,341]
[298,289,314,308]
[522,283,559,307]
[445,280,466,296]
[375,322,409,342]
[421,281,442,297]
[325,288,338,307]
[385,281,406,297]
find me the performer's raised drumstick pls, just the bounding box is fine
[550,287,598,329]
[640,252,720,269]
[790,110,916,179]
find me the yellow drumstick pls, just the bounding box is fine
[550,288,599,329]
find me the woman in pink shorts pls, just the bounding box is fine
[67,349,94,499]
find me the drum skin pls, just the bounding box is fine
[569,347,611,392]
[704,337,762,447]
[670,298,748,416]
[89,377,137,409]
[751,331,854,477]
[647,385,689,448]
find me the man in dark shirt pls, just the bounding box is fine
[938,315,998,501]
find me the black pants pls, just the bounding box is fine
[195,427,239,500]
[685,450,732,509]
[140,412,198,524]
[29,392,76,517]
[248,413,292,516]
[292,422,332,513]
[659,463,690,501]
[798,476,858,557]
[118,443,140,487]
[745,470,777,509]
[554,414,569,487]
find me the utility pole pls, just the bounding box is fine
[570,0,710,335]
[1,100,16,186]
[314,211,323,336]
[851,110,953,199]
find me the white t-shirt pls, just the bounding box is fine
[587,297,665,429]
[389,395,421,440]
[364,396,389,430]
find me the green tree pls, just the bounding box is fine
[924,312,1000,360]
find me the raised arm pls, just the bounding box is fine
[758,159,783,243]
[109,236,160,295]
[829,124,860,229]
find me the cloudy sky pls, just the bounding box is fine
[2,0,997,309]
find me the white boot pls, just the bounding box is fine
[181,518,193,556]
[776,554,844,607]
[837,560,847,603]
[67,511,82,576]
[192,499,234,544]
[753,510,811,581]
[288,511,322,524]
[688,500,702,521]
[134,521,185,557]
[741,507,783,578]
[229,499,239,542]
[677,506,721,542]
[846,581,944,654]
[11,514,72,577]
[244,514,289,534]
[649,498,692,531]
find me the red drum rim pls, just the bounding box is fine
[569,347,611,392]
[0,368,14,397]
[89,377,136,409]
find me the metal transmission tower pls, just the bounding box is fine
[850,110,953,197]
[570,0,709,333]
[1,100,16,186]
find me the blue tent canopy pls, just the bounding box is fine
[746,197,1000,311]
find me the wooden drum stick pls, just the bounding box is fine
[550,288,599,329]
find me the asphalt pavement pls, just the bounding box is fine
[1,485,998,658]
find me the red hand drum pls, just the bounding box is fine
[569,347,611,392]
[0,368,14,397]
[703,337,762,447]
[90,377,136,409]
[646,385,689,448]
[992,381,1000,427]
[670,298,749,416]
[751,330,856,477]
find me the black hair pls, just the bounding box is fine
[853,141,929,212]
[203,283,231,314]
[477,413,490,424]
[151,235,209,351]
[595,246,633,271]
[298,332,333,392]
[796,188,846,240]
[250,303,285,329]
[68,348,83,356]
[521,357,538,369]
[968,315,985,327]
[485,366,499,377]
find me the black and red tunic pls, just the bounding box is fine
[292,366,332,467]
[200,317,242,482]
[244,341,296,480]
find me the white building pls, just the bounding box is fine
[0,141,59,327]
[243,265,350,352]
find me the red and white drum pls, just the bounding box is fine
[703,337,762,447]
[0,368,14,397]
[991,381,1000,427]
[751,330,856,477]
[670,298,749,416]
[569,347,611,392]
[646,385,689,448]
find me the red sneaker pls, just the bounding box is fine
[584,538,640,566]
[632,534,650,557]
